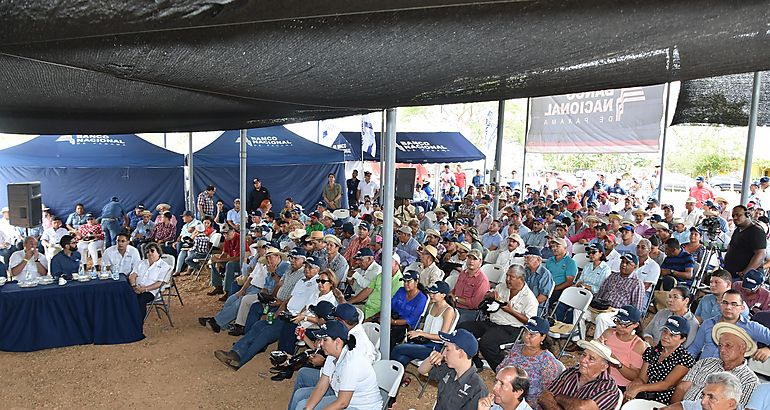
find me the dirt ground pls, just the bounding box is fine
[2,275,496,410]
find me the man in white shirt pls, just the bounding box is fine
[101,232,141,275]
[226,199,242,231]
[495,234,524,271]
[356,171,379,204]
[457,264,538,371]
[9,236,48,281]
[40,216,68,263]
[346,248,382,295]
[635,238,661,307]
[681,197,704,229]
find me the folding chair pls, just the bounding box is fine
[373,360,404,410]
[510,256,525,267]
[480,264,505,286]
[547,287,593,358]
[405,262,421,273]
[160,254,183,306]
[424,211,437,223]
[484,250,500,265]
[192,232,222,281]
[144,264,175,326]
[572,253,591,271]
[355,306,365,324]
[362,322,381,350]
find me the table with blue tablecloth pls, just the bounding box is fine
[0,275,145,352]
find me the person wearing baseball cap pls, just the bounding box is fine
[385,270,429,349]
[418,329,488,409]
[290,320,382,410]
[391,281,455,367]
[342,221,372,263]
[539,339,620,410]
[732,268,770,312]
[395,225,420,267]
[671,322,758,407]
[454,246,491,323]
[346,247,381,297]
[624,315,694,403]
[522,217,548,249]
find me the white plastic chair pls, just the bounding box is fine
[572,253,591,271]
[405,262,421,273]
[444,273,458,290]
[480,264,506,285]
[362,322,381,350]
[548,286,593,358]
[424,211,437,223]
[620,399,665,410]
[572,243,587,255]
[484,250,501,264]
[373,360,404,410]
[749,358,770,378]
[355,306,365,325]
[614,389,623,410]
[511,256,525,267]
[332,209,350,220]
[144,263,175,326]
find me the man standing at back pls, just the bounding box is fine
[247,178,270,214]
[357,171,379,204]
[724,205,766,277]
[197,185,216,219]
[345,170,359,208]
[454,165,467,196]
[100,197,127,248]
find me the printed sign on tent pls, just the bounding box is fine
[527,84,666,153]
[55,135,127,146]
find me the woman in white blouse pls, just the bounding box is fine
[129,242,169,321]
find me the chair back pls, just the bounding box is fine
[332,209,350,220]
[555,359,566,375]
[572,253,591,271]
[209,232,223,249]
[620,399,666,410]
[511,256,525,267]
[161,254,176,270]
[572,243,587,255]
[444,274,458,289]
[558,286,593,311]
[405,262,421,273]
[355,306,365,325]
[480,264,506,285]
[362,322,381,349]
[484,250,500,264]
[424,211,437,223]
[749,357,770,378]
[373,360,404,407]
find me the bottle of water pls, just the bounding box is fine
[79,263,85,280]
[89,263,97,280]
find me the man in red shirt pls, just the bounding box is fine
[454,165,468,196]
[451,249,490,324]
[689,176,715,209]
[209,227,241,301]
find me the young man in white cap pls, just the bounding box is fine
[539,340,620,410]
[418,329,488,410]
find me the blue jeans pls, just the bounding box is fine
[288,368,326,410]
[457,308,479,324]
[295,394,338,410]
[211,261,240,292]
[101,220,122,248]
[185,252,207,270]
[278,321,299,353]
[214,285,260,328]
[232,319,286,366]
[391,341,442,366]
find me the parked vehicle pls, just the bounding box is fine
[661,173,695,192]
[708,175,742,192]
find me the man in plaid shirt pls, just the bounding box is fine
[149,211,176,256]
[197,185,216,219]
[182,225,210,276]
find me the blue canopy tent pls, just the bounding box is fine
[0,134,185,217]
[192,126,345,211]
[333,131,485,163]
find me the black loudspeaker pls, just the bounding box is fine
[395,168,416,199]
[7,182,42,228]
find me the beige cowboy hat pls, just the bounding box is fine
[576,340,620,365]
[155,203,171,211]
[308,231,324,240]
[323,234,342,247]
[288,228,306,240]
[258,247,287,264]
[712,322,757,357]
[423,244,438,259]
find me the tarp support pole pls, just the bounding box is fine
[239,129,248,273]
[188,132,194,213]
[380,110,386,202]
[657,83,671,203]
[741,72,762,205]
[379,108,397,360]
[521,98,530,189]
[492,100,505,219]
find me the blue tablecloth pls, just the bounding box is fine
[0,275,145,352]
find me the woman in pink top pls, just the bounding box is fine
[598,304,647,388]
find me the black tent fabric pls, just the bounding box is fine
[2,1,770,134]
[672,71,770,126]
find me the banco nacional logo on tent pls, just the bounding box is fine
[55,135,126,146]
[235,136,292,147]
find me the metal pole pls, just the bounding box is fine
[380,110,386,201]
[379,108,397,360]
[521,98,530,189]
[741,72,762,205]
[657,83,671,203]
[239,129,248,273]
[492,100,505,219]
[188,132,195,213]
[316,120,321,144]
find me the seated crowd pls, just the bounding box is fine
[6,171,770,410]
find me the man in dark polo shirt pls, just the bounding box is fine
[49,235,81,280]
[724,205,766,277]
[660,238,695,286]
[418,329,488,410]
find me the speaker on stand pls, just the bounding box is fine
[7,182,43,229]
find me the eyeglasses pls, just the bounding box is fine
[720,300,742,308]
[147,248,158,253]
[316,279,332,284]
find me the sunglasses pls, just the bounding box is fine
[316,279,332,284]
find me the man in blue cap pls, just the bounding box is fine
[100,196,127,248]
[732,268,770,312]
[418,329,488,410]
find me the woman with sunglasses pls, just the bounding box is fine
[575,242,610,293]
[624,315,694,404]
[129,242,170,321]
[644,286,699,348]
[496,317,560,410]
[596,305,646,390]
[390,281,456,367]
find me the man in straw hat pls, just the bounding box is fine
[672,322,758,407]
[418,244,443,288]
[539,339,620,410]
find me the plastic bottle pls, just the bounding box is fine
[79,263,86,279]
[263,303,269,315]
[267,312,274,325]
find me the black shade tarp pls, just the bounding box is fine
[672,71,770,126]
[2,0,770,134]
